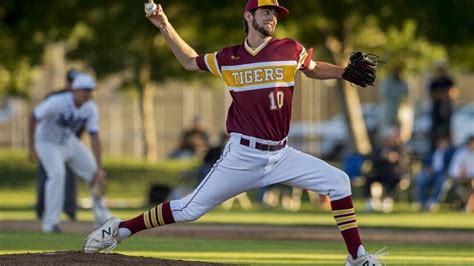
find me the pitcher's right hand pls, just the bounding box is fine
[145,2,169,30]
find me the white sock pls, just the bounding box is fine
[117,228,132,242]
[357,245,367,258]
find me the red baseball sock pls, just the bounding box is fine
[331,195,363,259]
[119,202,175,235]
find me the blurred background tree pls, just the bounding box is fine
[1,0,473,158]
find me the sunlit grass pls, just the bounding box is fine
[1,207,473,230]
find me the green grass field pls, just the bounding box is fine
[1,231,473,265]
[1,148,473,265]
[1,206,473,265]
[1,207,474,230]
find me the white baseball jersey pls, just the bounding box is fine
[33,92,99,144]
[449,147,474,178]
[33,91,109,231]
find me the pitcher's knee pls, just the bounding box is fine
[170,198,207,222]
[332,169,352,199]
[173,208,205,223]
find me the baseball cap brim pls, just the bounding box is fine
[253,5,289,17]
[265,5,289,17]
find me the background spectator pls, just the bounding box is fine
[169,114,209,160]
[448,135,474,213]
[364,129,409,213]
[379,62,409,132]
[414,135,456,211]
[428,61,458,151]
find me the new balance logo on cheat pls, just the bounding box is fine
[102,227,111,238]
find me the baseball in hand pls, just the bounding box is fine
[144,0,158,17]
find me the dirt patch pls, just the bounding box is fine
[0,251,226,265]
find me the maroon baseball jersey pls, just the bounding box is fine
[196,37,312,141]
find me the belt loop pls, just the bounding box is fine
[236,133,243,144]
[249,137,256,149]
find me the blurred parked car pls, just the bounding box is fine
[409,102,474,158]
[289,102,474,159]
[289,104,379,159]
[452,102,474,145]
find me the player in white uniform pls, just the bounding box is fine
[28,73,111,233]
[83,1,385,265]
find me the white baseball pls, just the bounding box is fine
[144,1,157,17]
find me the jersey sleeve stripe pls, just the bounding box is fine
[205,53,221,77]
[297,47,313,70]
[298,48,308,67]
[213,52,222,77]
[203,54,212,73]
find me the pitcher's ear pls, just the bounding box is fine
[244,11,253,22]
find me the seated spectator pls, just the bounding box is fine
[197,132,229,182]
[448,135,474,213]
[169,115,210,160]
[414,135,456,211]
[364,128,409,213]
[168,116,211,200]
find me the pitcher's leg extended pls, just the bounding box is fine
[269,147,367,261]
[118,152,261,238]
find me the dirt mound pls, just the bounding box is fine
[0,251,226,265]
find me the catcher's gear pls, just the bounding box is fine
[342,52,380,87]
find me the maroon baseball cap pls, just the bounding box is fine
[244,0,289,17]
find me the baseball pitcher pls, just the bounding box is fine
[83,1,384,265]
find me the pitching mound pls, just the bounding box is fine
[0,251,225,265]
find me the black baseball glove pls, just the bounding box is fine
[342,52,381,87]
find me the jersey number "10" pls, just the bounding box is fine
[269,91,284,110]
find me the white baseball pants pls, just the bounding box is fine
[170,133,351,222]
[35,137,111,232]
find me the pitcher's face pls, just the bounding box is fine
[251,8,278,37]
